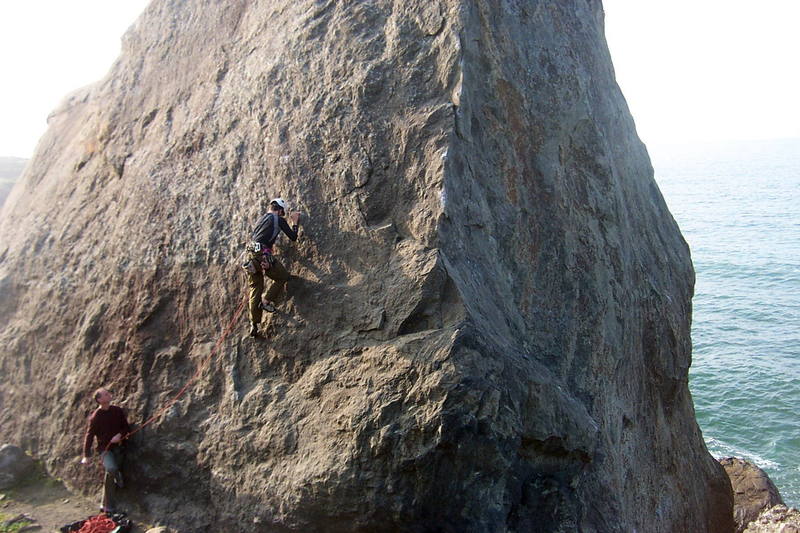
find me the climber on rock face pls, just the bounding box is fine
[244,197,301,337]
[80,387,130,514]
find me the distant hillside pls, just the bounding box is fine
[0,157,27,207]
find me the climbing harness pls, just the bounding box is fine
[243,241,275,273]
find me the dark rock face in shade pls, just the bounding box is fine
[0,1,733,531]
[722,457,785,533]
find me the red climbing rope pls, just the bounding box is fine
[89,296,247,479]
[76,514,117,533]
[122,297,247,441]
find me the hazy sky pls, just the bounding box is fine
[0,1,798,157]
[0,1,149,158]
[604,0,800,146]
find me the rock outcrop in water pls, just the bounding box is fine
[722,457,785,533]
[0,1,733,531]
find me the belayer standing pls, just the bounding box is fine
[244,197,301,337]
[81,388,130,514]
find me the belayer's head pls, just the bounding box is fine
[269,197,287,216]
[94,387,112,409]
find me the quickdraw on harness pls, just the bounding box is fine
[242,241,275,273]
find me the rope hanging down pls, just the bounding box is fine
[89,294,248,484]
[121,297,247,443]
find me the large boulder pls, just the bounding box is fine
[0,444,35,489]
[0,1,733,531]
[721,457,785,532]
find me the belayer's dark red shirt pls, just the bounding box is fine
[83,405,130,457]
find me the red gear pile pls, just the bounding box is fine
[76,514,117,533]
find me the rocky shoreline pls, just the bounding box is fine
[720,457,799,533]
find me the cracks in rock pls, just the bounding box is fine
[452,101,465,141]
[141,108,159,130]
[520,435,592,465]
[425,15,447,38]
[215,61,230,84]
[228,344,243,404]
[345,179,370,197]
[344,144,374,197]
[396,260,465,337]
[349,192,368,229]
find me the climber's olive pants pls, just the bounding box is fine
[247,252,290,325]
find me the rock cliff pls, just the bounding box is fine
[0,1,733,531]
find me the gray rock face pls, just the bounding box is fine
[0,1,732,532]
[722,457,786,533]
[0,444,35,489]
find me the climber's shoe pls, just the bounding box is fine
[248,323,260,337]
[261,301,276,313]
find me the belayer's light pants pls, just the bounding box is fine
[100,448,123,510]
[247,253,290,325]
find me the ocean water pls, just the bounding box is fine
[651,138,800,508]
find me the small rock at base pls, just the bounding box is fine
[0,445,36,490]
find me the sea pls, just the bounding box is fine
[651,137,800,508]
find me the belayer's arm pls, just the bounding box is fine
[82,417,95,457]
